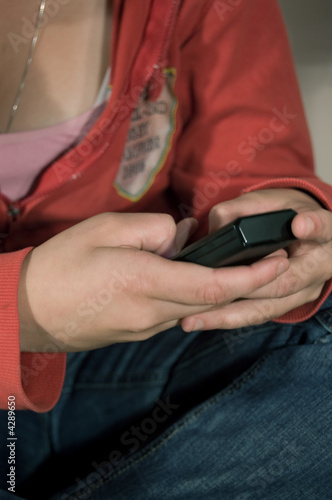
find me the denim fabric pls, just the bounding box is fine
[1,296,332,499]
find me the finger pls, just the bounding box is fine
[208,191,286,233]
[88,245,287,337]
[292,210,332,243]
[84,212,179,255]
[162,218,199,258]
[127,248,290,306]
[181,284,320,333]
[246,250,331,301]
[175,218,199,252]
[243,254,318,300]
[182,298,273,332]
[262,248,288,259]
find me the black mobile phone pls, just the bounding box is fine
[172,209,297,268]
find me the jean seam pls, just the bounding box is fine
[65,352,272,494]
[313,314,332,339]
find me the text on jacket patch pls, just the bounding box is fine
[114,68,177,202]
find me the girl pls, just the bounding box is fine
[1,1,332,498]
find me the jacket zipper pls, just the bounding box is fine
[4,0,180,221]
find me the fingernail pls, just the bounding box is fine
[183,318,204,332]
[193,319,204,331]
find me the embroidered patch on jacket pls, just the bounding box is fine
[114,68,177,202]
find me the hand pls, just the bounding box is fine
[18,212,288,352]
[181,189,332,332]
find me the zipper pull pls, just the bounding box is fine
[7,204,21,221]
[145,64,165,101]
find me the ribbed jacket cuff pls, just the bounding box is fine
[0,248,66,412]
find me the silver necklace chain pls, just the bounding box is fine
[5,0,46,133]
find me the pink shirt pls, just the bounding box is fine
[0,104,106,201]
[0,68,111,201]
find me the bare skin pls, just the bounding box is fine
[18,188,332,353]
[2,4,331,353]
[182,189,332,332]
[0,0,112,132]
[18,213,290,352]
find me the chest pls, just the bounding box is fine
[0,0,112,133]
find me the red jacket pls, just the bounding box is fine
[1,0,332,412]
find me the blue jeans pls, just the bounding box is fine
[1,296,332,499]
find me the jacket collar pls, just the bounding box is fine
[111,0,180,98]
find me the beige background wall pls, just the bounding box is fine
[278,0,332,184]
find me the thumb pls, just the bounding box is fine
[292,210,332,243]
[96,212,178,254]
[161,218,199,258]
[175,218,199,251]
